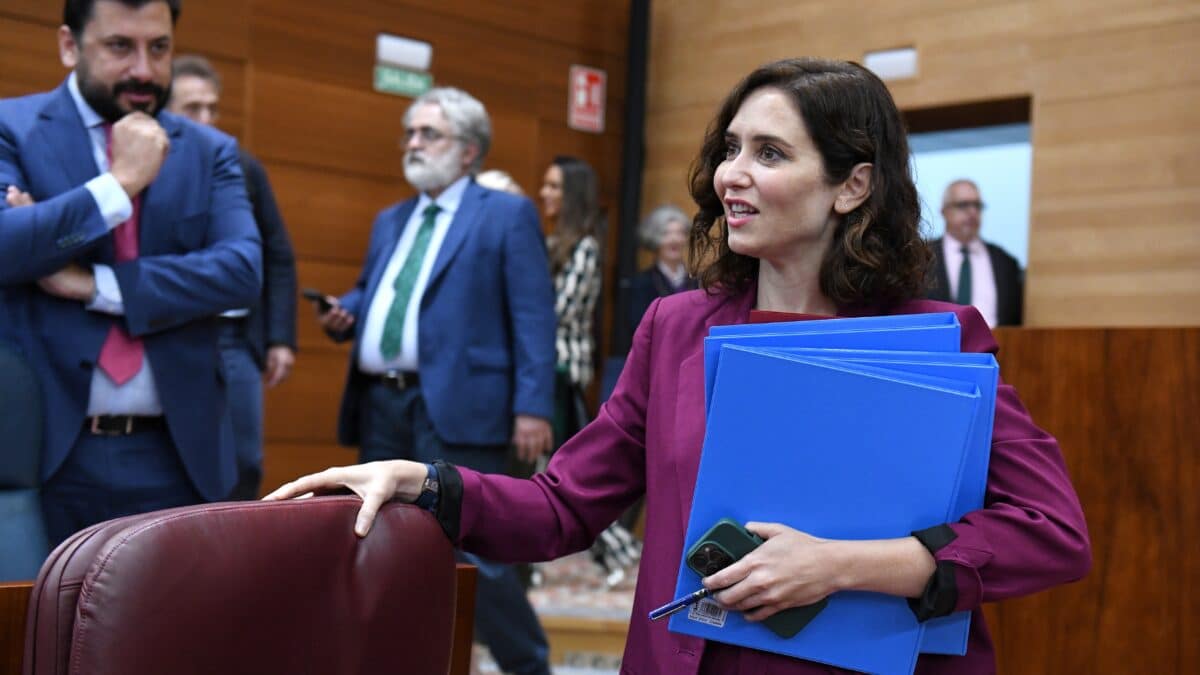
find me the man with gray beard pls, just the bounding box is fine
[311,87,556,675]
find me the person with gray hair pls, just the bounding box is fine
[311,86,556,675]
[627,204,696,342]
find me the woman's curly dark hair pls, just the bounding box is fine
[687,57,930,310]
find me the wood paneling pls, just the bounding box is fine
[989,327,1199,673]
[451,563,478,675]
[644,0,1200,326]
[0,15,66,98]
[261,441,355,496]
[265,160,397,265]
[264,347,347,444]
[0,582,32,675]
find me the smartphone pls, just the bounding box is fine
[685,518,828,638]
[301,288,334,313]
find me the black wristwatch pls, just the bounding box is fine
[414,463,440,511]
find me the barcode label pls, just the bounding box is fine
[687,599,727,627]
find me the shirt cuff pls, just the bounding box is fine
[430,460,463,542]
[84,173,134,229]
[907,524,961,621]
[87,264,125,315]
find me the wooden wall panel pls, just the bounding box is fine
[264,161,398,264]
[263,347,347,444]
[292,259,362,349]
[989,327,1199,674]
[261,442,355,497]
[0,15,65,98]
[644,0,1200,326]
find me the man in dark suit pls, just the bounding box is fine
[167,54,298,500]
[0,0,261,545]
[315,87,556,675]
[926,179,1024,327]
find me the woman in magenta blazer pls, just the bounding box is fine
[269,58,1090,674]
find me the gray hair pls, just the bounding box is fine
[475,169,523,195]
[405,87,492,173]
[638,204,690,251]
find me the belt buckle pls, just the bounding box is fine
[89,416,133,436]
[384,371,408,390]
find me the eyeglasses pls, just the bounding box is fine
[403,126,455,144]
[946,200,985,212]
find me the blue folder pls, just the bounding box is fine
[702,313,961,413]
[707,312,959,337]
[671,345,982,674]
[775,348,999,655]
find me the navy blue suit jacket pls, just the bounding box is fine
[0,81,262,500]
[334,181,556,447]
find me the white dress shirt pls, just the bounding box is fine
[66,72,164,415]
[943,235,998,329]
[357,175,470,374]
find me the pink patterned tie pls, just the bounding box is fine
[96,124,144,385]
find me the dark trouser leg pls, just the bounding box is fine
[41,427,203,547]
[407,394,551,675]
[219,321,264,500]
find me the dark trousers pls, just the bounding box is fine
[219,319,264,500]
[359,381,551,675]
[41,426,203,547]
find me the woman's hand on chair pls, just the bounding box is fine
[263,460,427,537]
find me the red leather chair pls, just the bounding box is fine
[23,497,462,675]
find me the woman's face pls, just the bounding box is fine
[657,218,688,266]
[713,87,842,268]
[539,164,564,223]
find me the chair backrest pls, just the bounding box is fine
[23,497,459,675]
[0,342,49,582]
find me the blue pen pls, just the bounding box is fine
[648,587,712,621]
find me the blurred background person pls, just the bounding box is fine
[168,54,298,500]
[539,155,638,586]
[628,204,696,343]
[539,155,602,455]
[926,179,1023,327]
[312,87,555,675]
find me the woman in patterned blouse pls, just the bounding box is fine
[538,155,603,450]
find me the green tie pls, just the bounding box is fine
[380,204,441,359]
[955,245,972,305]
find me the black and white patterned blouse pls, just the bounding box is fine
[554,235,601,388]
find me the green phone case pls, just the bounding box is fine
[685,518,828,639]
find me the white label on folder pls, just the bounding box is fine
[687,599,727,627]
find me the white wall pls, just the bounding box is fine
[911,124,1031,268]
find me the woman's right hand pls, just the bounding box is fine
[263,460,427,537]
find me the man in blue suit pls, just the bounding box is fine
[0,0,261,545]
[315,87,556,675]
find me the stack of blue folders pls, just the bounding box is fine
[668,313,998,675]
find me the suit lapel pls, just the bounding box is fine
[35,84,102,195]
[424,182,482,293]
[137,114,187,255]
[35,83,112,262]
[364,200,417,305]
[931,237,951,300]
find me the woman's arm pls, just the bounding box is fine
[703,524,935,622]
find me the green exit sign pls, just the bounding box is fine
[374,64,432,98]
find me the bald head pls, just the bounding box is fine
[941,179,984,245]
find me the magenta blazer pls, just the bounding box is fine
[451,287,1091,674]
